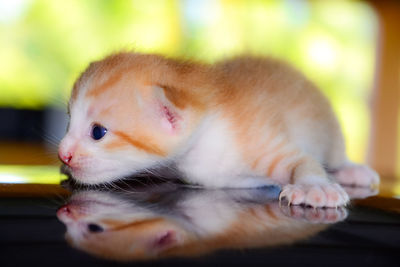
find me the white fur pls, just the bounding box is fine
[60,91,165,184]
[177,114,273,188]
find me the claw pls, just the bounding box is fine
[279,193,283,203]
[281,183,349,208]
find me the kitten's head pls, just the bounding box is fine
[58,53,203,184]
[57,191,191,261]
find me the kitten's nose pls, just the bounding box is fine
[57,205,71,216]
[57,204,72,221]
[57,204,77,222]
[59,150,73,165]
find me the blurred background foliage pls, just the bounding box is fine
[0,0,377,163]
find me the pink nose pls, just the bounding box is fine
[57,204,77,222]
[57,204,71,217]
[59,150,73,165]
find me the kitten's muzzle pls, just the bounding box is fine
[59,151,73,165]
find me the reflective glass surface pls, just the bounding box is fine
[1,176,399,266]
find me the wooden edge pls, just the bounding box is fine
[0,183,71,198]
[353,196,400,214]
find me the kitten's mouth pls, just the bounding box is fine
[60,163,180,188]
[60,164,93,185]
[60,164,93,179]
[60,164,73,177]
[60,164,125,186]
[60,164,85,178]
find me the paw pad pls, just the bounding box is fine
[280,183,349,208]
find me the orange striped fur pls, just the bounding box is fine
[57,189,344,261]
[59,51,379,207]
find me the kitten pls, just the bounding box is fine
[58,52,379,207]
[57,187,346,261]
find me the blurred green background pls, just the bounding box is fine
[0,0,377,166]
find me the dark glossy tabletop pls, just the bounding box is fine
[1,174,399,267]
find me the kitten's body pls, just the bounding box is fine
[59,52,379,207]
[57,187,345,260]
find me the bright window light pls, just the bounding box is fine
[306,37,339,70]
[0,165,66,184]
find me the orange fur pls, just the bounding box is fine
[110,131,166,157]
[267,153,290,177]
[58,190,342,261]
[87,71,125,98]
[74,52,342,174]
[101,218,165,231]
[60,51,379,207]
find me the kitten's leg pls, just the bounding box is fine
[279,156,349,208]
[280,205,348,223]
[331,163,380,188]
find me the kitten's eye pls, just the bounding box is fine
[91,124,107,140]
[87,223,104,233]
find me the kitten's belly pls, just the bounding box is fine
[177,115,255,187]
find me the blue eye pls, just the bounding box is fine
[91,124,107,140]
[88,223,104,233]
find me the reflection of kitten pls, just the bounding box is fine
[58,53,379,207]
[57,187,346,261]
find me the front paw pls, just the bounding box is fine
[279,183,349,208]
[280,205,348,223]
[334,164,379,187]
[342,185,378,200]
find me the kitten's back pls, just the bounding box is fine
[212,57,347,169]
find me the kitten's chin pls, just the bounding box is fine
[68,168,125,185]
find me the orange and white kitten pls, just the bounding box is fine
[57,187,346,261]
[58,52,379,207]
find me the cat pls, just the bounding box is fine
[57,186,347,261]
[58,52,379,207]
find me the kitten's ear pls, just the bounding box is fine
[148,229,183,254]
[152,85,183,134]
